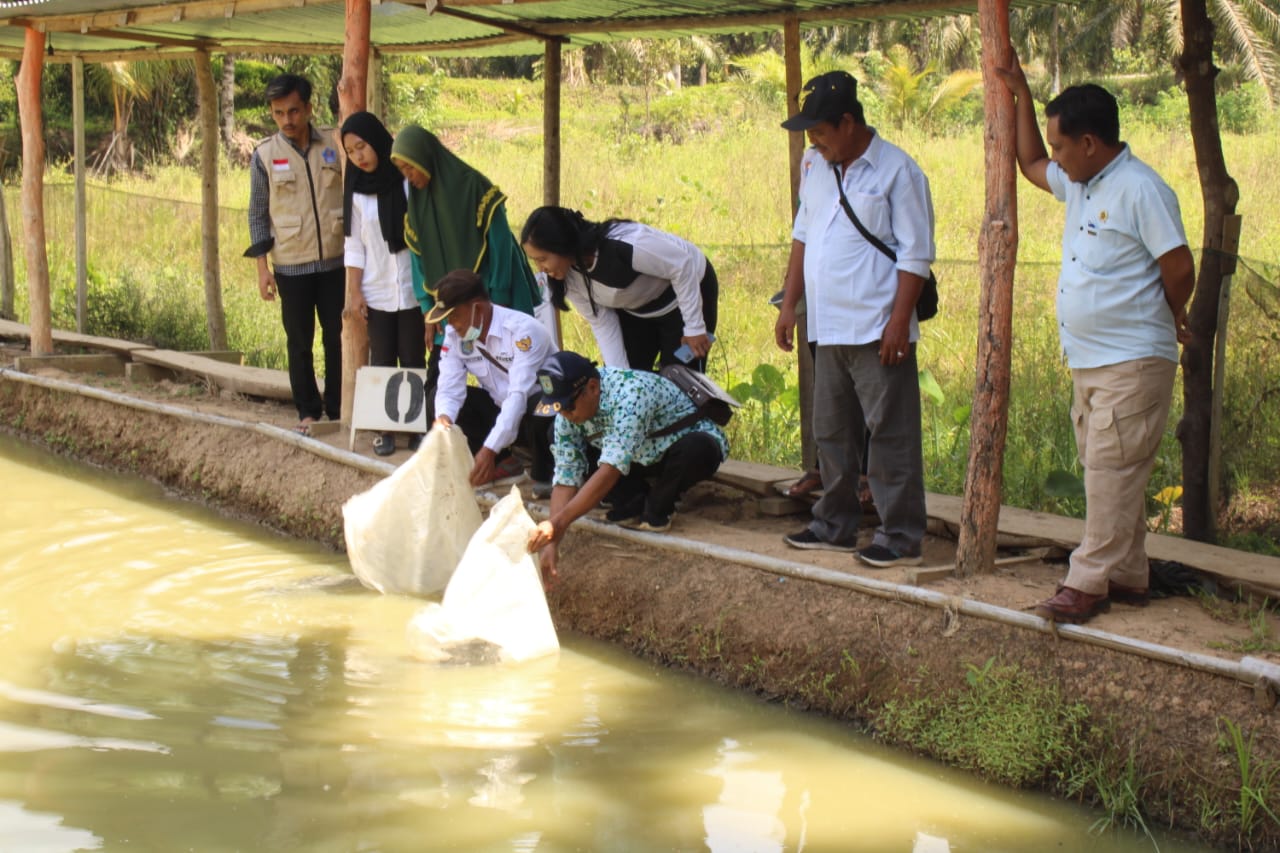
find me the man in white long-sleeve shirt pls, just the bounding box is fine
[429,270,558,491]
[774,70,936,569]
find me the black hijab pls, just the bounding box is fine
[340,111,408,253]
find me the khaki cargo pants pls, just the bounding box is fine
[1064,356,1178,595]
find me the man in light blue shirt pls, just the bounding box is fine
[774,70,935,568]
[997,58,1195,624]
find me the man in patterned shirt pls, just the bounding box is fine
[526,351,728,585]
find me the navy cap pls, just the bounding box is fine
[781,70,861,131]
[534,351,599,416]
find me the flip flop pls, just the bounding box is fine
[294,419,316,437]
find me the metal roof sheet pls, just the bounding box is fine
[0,0,1056,60]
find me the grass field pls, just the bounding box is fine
[9,77,1280,548]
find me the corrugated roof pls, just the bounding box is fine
[0,0,1056,60]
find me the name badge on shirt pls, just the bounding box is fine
[271,158,290,172]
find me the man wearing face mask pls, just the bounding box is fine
[429,270,559,491]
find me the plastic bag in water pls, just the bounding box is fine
[407,486,559,664]
[342,425,482,596]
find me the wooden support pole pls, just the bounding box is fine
[957,0,1018,577]
[543,39,562,207]
[73,55,87,334]
[781,13,815,471]
[367,49,383,119]
[1207,214,1242,537]
[1178,0,1241,543]
[0,172,13,321]
[195,48,228,350]
[16,27,52,356]
[338,0,371,426]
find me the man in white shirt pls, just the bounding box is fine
[429,270,559,491]
[774,70,935,568]
[996,58,1194,624]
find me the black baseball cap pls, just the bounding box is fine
[534,351,599,416]
[781,71,861,131]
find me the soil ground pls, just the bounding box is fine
[2,338,1279,848]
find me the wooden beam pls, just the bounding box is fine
[957,0,1017,576]
[16,26,52,356]
[195,47,228,350]
[73,55,87,334]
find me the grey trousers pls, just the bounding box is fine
[810,343,927,553]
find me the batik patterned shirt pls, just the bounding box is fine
[550,367,729,487]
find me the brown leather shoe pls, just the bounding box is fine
[1108,582,1150,607]
[1035,586,1110,624]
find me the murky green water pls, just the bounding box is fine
[0,433,1208,852]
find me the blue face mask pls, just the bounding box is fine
[460,304,481,343]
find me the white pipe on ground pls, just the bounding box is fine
[3,366,1277,695]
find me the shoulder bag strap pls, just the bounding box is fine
[474,344,508,374]
[834,163,897,263]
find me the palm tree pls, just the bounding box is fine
[874,44,981,130]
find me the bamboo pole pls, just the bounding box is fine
[73,56,87,334]
[16,27,51,356]
[338,0,371,427]
[194,49,227,350]
[957,0,1018,577]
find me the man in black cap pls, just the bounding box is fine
[774,70,935,568]
[428,269,558,490]
[525,351,729,585]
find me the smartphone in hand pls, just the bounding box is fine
[674,334,715,364]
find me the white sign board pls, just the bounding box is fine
[350,366,430,450]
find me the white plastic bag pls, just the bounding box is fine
[342,425,482,596]
[407,486,559,664]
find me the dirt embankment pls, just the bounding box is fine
[2,364,1278,850]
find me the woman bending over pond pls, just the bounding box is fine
[520,205,718,372]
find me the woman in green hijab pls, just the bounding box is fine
[390,125,541,318]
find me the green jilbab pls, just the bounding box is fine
[389,125,540,317]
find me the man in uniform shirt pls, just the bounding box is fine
[429,270,558,490]
[525,350,729,586]
[996,57,1195,624]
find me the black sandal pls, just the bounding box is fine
[373,433,396,457]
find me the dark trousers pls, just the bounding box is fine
[367,307,427,371]
[618,260,719,373]
[606,430,724,516]
[276,268,344,421]
[453,387,554,483]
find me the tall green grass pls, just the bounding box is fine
[10,78,1280,524]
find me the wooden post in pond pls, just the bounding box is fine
[338,0,371,426]
[957,0,1018,577]
[195,49,228,351]
[73,56,87,334]
[16,27,51,356]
